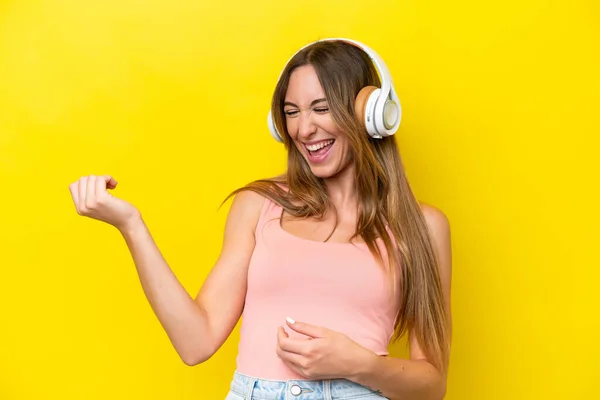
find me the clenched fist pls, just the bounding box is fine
[68,175,141,232]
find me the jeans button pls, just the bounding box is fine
[290,384,302,396]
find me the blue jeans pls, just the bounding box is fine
[225,371,388,400]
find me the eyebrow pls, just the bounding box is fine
[283,98,327,108]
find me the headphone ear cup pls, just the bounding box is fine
[355,86,377,127]
[267,110,283,142]
[355,85,378,134]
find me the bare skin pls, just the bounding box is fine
[68,64,452,400]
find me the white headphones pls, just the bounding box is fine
[267,38,402,143]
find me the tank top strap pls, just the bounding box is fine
[255,195,284,237]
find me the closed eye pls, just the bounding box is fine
[284,105,328,117]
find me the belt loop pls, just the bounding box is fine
[324,379,332,400]
[244,376,257,400]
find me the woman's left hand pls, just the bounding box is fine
[276,318,375,380]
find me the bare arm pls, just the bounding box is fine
[117,189,264,365]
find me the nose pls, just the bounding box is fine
[297,111,317,140]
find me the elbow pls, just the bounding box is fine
[178,345,215,367]
[430,375,447,400]
[180,351,210,366]
[181,355,202,367]
[414,365,446,400]
[435,381,447,400]
[413,359,447,400]
[181,358,202,367]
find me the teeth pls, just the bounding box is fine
[306,140,334,152]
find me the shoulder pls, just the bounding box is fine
[419,202,451,237]
[226,189,267,235]
[419,202,452,311]
[419,202,452,273]
[231,188,267,208]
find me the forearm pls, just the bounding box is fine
[120,216,213,365]
[351,353,446,400]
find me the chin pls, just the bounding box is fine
[310,167,337,179]
[306,161,346,179]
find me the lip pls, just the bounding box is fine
[303,139,335,146]
[304,139,335,164]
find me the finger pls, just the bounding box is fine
[277,327,293,352]
[286,318,327,339]
[277,347,305,368]
[103,175,118,190]
[278,326,289,339]
[69,181,79,206]
[86,175,97,207]
[78,176,88,210]
[276,327,285,358]
[278,350,312,379]
[96,174,109,199]
[278,327,310,355]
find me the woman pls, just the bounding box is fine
[68,38,452,400]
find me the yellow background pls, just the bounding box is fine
[1,0,598,399]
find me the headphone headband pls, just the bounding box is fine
[268,38,401,142]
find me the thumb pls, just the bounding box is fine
[102,175,118,190]
[285,317,327,339]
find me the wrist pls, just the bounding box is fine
[348,348,381,383]
[118,213,145,239]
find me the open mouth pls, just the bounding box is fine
[305,139,335,160]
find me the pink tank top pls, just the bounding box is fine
[235,196,400,380]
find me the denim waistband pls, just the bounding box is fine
[229,371,385,400]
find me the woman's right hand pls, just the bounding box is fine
[68,175,141,232]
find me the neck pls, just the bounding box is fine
[323,164,358,211]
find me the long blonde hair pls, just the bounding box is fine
[227,40,450,374]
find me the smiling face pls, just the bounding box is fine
[283,64,353,179]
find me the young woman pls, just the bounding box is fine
[68,38,452,400]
